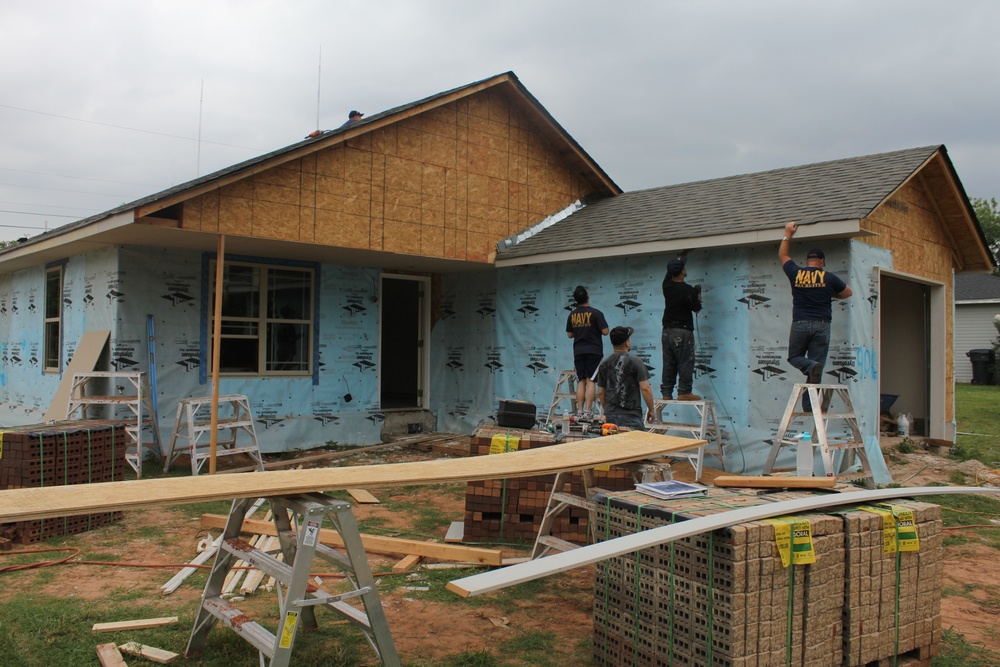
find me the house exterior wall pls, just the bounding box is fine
[954,302,1000,382]
[861,182,957,420]
[179,92,596,264]
[431,241,894,483]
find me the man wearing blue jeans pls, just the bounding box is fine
[778,221,852,410]
[597,326,656,431]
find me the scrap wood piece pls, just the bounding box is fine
[241,534,278,595]
[444,521,464,543]
[200,514,504,565]
[92,617,178,633]
[96,643,128,667]
[347,488,380,504]
[713,475,838,489]
[160,535,221,595]
[392,554,423,573]
[119,642,178,664]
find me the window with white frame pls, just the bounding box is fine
[44,266,63,372]
[210,261,313,375]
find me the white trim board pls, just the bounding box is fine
[446,486,1000,598]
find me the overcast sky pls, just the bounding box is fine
[2,1,997,243]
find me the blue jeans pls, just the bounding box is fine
[660,327,695,397]
[604,413,646,431]
[787,320,831,377]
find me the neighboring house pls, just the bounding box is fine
[954,272,1000,383]
[0,72,994,487]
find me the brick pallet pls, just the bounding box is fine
[0,420,129,543]
[463,427,636,543]
[591,489,941,667]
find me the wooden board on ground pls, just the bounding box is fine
[446,486,1000,598]
[347,488,380,503]
[119,642,178,664]
[43,330,110,421]
[96,643,128,667]
[200,514,503,565]
[0,431,701,522]
[713,475,838,489]
[92,617,178,633]
[444,521,464,543]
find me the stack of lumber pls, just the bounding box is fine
[591,488,942,667]
[0,420,128,543]
[463,427,636,543]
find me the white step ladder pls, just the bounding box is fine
[646,398,725,482]
[162,394,264,475]
[544,370,603,426]
[762,383,874,488]
[65,371,162,478]
[185,493,400,667]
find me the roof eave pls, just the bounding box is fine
[495,219,868,268]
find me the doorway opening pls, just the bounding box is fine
[379,275,429,410]
[878,271,945,438]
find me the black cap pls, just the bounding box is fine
[806,248,825,260]
[349,110,364,119]
[609,326,634,346]
[666,258,686,278]
[573,285,588,305]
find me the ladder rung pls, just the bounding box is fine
[202,596,276,657]
[536,535,579,552]
[837,471,873,482]
[550,492,596,510]
[825,441,865,450]
[222,539,293,583]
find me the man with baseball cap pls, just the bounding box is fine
[660,253,702,400]
[339,110,365,128]
[778,221,852,410]
[596,326,656,430]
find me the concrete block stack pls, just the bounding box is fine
[0,420,128,543]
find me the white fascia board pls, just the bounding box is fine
[0,210,136,263]
[495,219,867,268]
[956,299,1000,305]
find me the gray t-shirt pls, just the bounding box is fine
[596,351,650,416]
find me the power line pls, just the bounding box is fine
[0,209,79,219]
[0,180,132,197]
[0,200,95,212]
[0,166,157,187]
[0,103,262,151]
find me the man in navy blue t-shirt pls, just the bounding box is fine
[778,221,852,406]
[566,286,609,417]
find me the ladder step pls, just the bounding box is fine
[222,538,293,583]
[536,535,580,553]
[201,596,276,657]
[550,492,596,510]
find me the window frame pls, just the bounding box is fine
[43,264,64,373]
[207,259,315,377]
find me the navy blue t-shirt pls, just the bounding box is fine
[783,260,847,321]
[566,305,608,357]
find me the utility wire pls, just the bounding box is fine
[0,166,157,188]
[0,209,78,219]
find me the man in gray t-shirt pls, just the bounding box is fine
[596,326,656,431]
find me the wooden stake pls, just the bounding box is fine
[210,233,225,474]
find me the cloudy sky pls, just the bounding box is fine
[1,1,997,243]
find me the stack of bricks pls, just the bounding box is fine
[591,489,942,667]
[835,500,942,666]
[463,426,636,543]
[0,420,129,544]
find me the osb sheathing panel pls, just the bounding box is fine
[861,181,957,419]
[178,88,595,262]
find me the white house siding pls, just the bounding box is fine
[954,302,999,383]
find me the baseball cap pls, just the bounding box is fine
[609,326,634,346]
[349,110,364,119]
[666,258,685,278]
[806,248,825,260]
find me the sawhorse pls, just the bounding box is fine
[185,493,400,667]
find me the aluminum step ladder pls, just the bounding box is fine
[544,370,603,426]
[185,493,400,667]
[762,383,875,488]
[646,398,725,482]
[65,371,162,478]
[162,394,264,475]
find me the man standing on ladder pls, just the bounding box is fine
[778,221,853,410]
[565,285,609,418]
[660,253,703,401]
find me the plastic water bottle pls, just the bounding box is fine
[561,411,570,435]
[796,431,814,476]
[897,414,910,437]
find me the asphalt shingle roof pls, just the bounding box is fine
[955,272,1000,301]
[497,145,943,259]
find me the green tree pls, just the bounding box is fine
[971,197,1000,271]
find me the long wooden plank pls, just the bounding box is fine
[119,642,178,664]
[92,617,178,632]
[96,643,128,667]
[446,486,1000,598]
[0,431,698,522]
[43,330,110,421]
[200,514,503,565]
[713,475,838,489]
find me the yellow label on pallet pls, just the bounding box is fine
[858,505,900,554]
[278,611,298,649]
[0,432,4,459]
[881,504,920,552]
[489,434,520,454]
[765,517,816,567]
